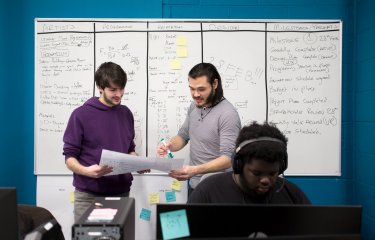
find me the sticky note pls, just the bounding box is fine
[176,35,187,46]
[176,46,188,58]
[148,193,160,204]
[165,191,176,202]
[160,209,190,240]
[171,180,181,191]
[140,208,151,221]
[170,59,181,70]
[70,192,75,203]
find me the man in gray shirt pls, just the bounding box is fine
[157,62,241,195]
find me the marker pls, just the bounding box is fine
[160,138,174,158]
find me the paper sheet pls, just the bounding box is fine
[87,208,117,221]
[99,149,184,175]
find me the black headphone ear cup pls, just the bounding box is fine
[279,160,285,175]
[279,152,288,174]
[233,153,243,174]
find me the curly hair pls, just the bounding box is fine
[235,121,288,168]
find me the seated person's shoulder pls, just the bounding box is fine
[199,172,224,183]
[283,178,303,192]
[283,178,311,204]
[189,171,245,204]
[18,205,65,240]
[188,172,233,204]
[199,172,232,186]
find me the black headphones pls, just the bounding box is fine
[232,137,288,175]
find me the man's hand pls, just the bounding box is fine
[156,141,171,157]
[137,169,151,174]
[84,164,113,178]
[169,165,197,181]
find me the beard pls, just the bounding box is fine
[195,87,215,108]
[103,93,121,107]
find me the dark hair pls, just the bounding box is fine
[188,62,224,104]
[235,121,288,167]
[94,62,127,89]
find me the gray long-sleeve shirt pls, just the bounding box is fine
[178,99,241,188]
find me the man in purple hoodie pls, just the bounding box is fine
[63,62,141,221]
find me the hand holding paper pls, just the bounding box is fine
[99,149,184,175]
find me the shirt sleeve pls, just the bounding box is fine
[127,111,136,153]
[218,107,241,158]
[62,110,83,160]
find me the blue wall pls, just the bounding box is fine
[1,0,373,239]
[0,0,36,204]
[354,0,375,238]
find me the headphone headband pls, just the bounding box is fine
[235,137,285,153]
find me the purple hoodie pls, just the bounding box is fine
[63,97,135,195]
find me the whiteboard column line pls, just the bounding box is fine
[146,21,149,156]
[92,22,97,96]
[265,22,269,123]
[200,22,203,62]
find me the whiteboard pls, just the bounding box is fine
[35,19,342,175]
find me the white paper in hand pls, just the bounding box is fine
[99,149,184,175]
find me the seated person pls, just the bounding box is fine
[188,121,310,204]
[18,205,65,240]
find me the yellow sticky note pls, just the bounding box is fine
[176,46,188,58]
[176,35,187,46]
[70,191,75,203]
[148,193,160,204]
[170,59,182,70]
[171,180,181,192]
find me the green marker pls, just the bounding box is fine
[160,138,174,158]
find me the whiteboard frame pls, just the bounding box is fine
[34,18,342,176]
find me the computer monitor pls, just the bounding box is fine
[0,187,19,240]
[156,204,362,239]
